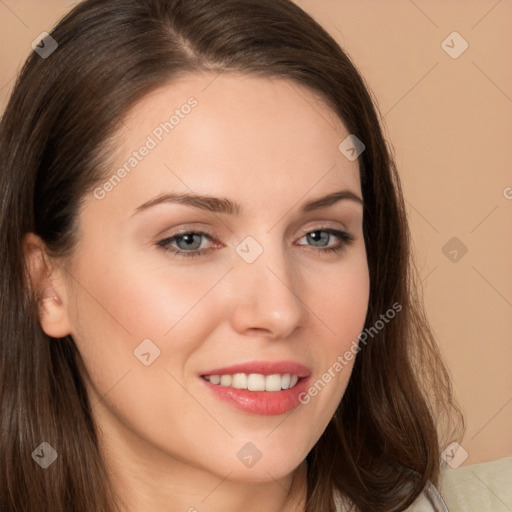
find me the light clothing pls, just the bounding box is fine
[438,456,512,512]
[334,481,449,511]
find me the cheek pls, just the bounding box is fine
[298,252,369,415]
[66,251,231,387]
[65,253,224,440]
[73,249,226,338]
[306,252,370,350]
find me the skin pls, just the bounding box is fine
[25,73,370,512]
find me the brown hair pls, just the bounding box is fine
[0,0,463,510]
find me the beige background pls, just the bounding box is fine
[1,0,511,466]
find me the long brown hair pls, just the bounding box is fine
[0,1,463,510]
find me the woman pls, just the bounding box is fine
[0,0,463,510]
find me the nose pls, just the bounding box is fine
[229,242,308,339]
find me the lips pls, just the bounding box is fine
[199,360,312,416]
[200,360,311,378]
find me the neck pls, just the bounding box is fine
[109,450,308,512]
[95,412,308,512]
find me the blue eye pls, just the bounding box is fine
[297,229,353,253]
[158,231,213,258]
[157,228,354,259]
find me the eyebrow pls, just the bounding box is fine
[131,189,363,217]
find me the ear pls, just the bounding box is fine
[23,232,72,338]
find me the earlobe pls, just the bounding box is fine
[23,233,72,338]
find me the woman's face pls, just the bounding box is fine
[50,73,369,485]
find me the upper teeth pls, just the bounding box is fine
[204,373,299,391]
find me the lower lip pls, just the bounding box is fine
[201,377,310,416]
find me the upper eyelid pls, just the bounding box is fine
[160,218,352,238]
[164,224,349,237]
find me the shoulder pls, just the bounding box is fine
[404,482,449,512]
[334,482,449,512]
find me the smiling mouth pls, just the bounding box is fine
[202,372,300,392]
[200,362,311,415]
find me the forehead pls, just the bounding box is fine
[92,72,361,217]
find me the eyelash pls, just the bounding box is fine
[157,227,354,259]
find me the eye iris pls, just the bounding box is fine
[176,234,202,250]
[307,231,329,247]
